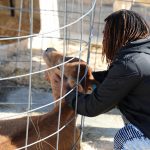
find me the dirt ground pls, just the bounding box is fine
[77,110,124,150]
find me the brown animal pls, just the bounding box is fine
[0,48,96,150]
[43,48,96,103]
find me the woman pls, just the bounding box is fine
[55,9,150,149]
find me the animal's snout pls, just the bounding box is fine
[45,48,56,52]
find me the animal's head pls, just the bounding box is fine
[59,61,97,94]
[43,48,98,98]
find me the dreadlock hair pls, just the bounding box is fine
[102,9,150,64]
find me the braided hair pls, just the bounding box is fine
[102,9,150,64]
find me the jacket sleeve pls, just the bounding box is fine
[92,70,108,83]
[65,60,141,117]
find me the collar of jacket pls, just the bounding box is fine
[118,36,150,55]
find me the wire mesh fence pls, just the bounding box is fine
[0,0,150,149]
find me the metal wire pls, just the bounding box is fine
[56,0,68,148]
[73,0,84,146]
[0,56,78,81]
[16,0,23,66]
[25,0,33,148]
[1,0,149,149]
[0,88,74,120]
[16,115,76,150]
[1,1,95,149]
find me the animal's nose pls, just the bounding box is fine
[45,48,56,52]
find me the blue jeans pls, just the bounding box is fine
[114,123,150,150]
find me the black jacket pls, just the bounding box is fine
[65,36,150,138]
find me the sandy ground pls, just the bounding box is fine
[77,110,124,150]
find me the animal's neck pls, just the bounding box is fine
[41,101,76,128]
